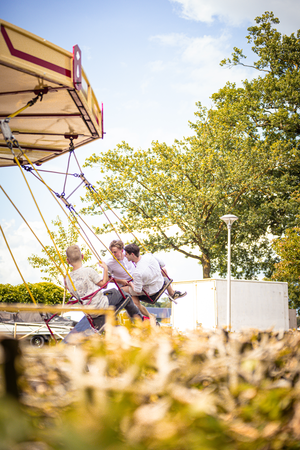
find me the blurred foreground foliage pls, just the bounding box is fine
[0,282,70,305]
[1,326,300,449]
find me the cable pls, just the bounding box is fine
[0,226,37,305]
[0,185,65,278]
[13,156,78,293]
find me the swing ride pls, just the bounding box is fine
[0,19,103,168]
[0,19,176,343]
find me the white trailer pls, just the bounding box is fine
[171,279,289,332]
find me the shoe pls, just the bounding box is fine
[172,291,187,300]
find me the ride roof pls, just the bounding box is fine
[0,19,103,168]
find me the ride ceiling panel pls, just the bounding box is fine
[0,20,103,168]
[0,64,61,93]
[5,116,91,138]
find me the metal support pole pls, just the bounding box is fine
[227,223,232,331]
[220,214,238,332]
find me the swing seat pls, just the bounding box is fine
[63,279,133,337]
[92,294,131,332]
[142,278,173,305]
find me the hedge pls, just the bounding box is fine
[0,282,70,305]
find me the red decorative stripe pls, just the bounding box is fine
[1,26,71,78]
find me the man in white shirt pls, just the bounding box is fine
[124,243,187,303]
[106,240,154,319]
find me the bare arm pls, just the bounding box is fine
[96,261,109,287]
[112,277,131,286]
[160,266,168,277]
[128,279,143,294]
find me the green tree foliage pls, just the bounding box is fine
[82,12,299,279]
[155,296,171,308]
[28,216,93,286]
[271,227,300,312]
[220,11,300,139]
[217,12,300,226]
[0,282,69,304]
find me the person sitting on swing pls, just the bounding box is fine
[106,239,136,287]
[122,243,187,305]
[64,245,143,330]
[106,239,153,319]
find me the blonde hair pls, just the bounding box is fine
[109,240,124,251]
[66,244,82,264]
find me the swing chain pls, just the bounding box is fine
[23,165,33,173]
[0,118,24,162]
[0,118,13,141]
[68,136,75,152]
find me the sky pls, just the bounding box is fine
[1,0,299,286]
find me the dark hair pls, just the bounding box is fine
[124,243,140,257]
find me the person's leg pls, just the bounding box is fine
[104,289,143,320]
[122,286,151,317]
[163,277,187,300]
[123,294,144,319]
[166,284,175,297]
[63,316,95,343]
[114,292,157,326]
[92,315,106,330]
[132,296,152,317]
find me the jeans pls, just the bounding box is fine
[63,289,141,343]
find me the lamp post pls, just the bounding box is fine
[220,214,238,331]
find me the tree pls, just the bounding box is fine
[156,296,172,308]
[82,105,287,279]
[28,216,93,285]
[270,226,300,312]
[82,12,300,279]
[219,11,300,140]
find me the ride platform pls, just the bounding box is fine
[0,19,103,168]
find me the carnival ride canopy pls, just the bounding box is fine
[0,20,169,314]
[0,19,103,168]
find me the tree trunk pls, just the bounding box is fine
[201,253,211,278]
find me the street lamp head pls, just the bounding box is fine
[220,214,238,227]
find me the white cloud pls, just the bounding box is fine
[170,0,300,34]
[81,45,93,61]
[147,60,168,73]
[150,32,189,48]
[181,34,230,65]
[151,32,230,66]
[171,0,221,24]
[149,30,252,105]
